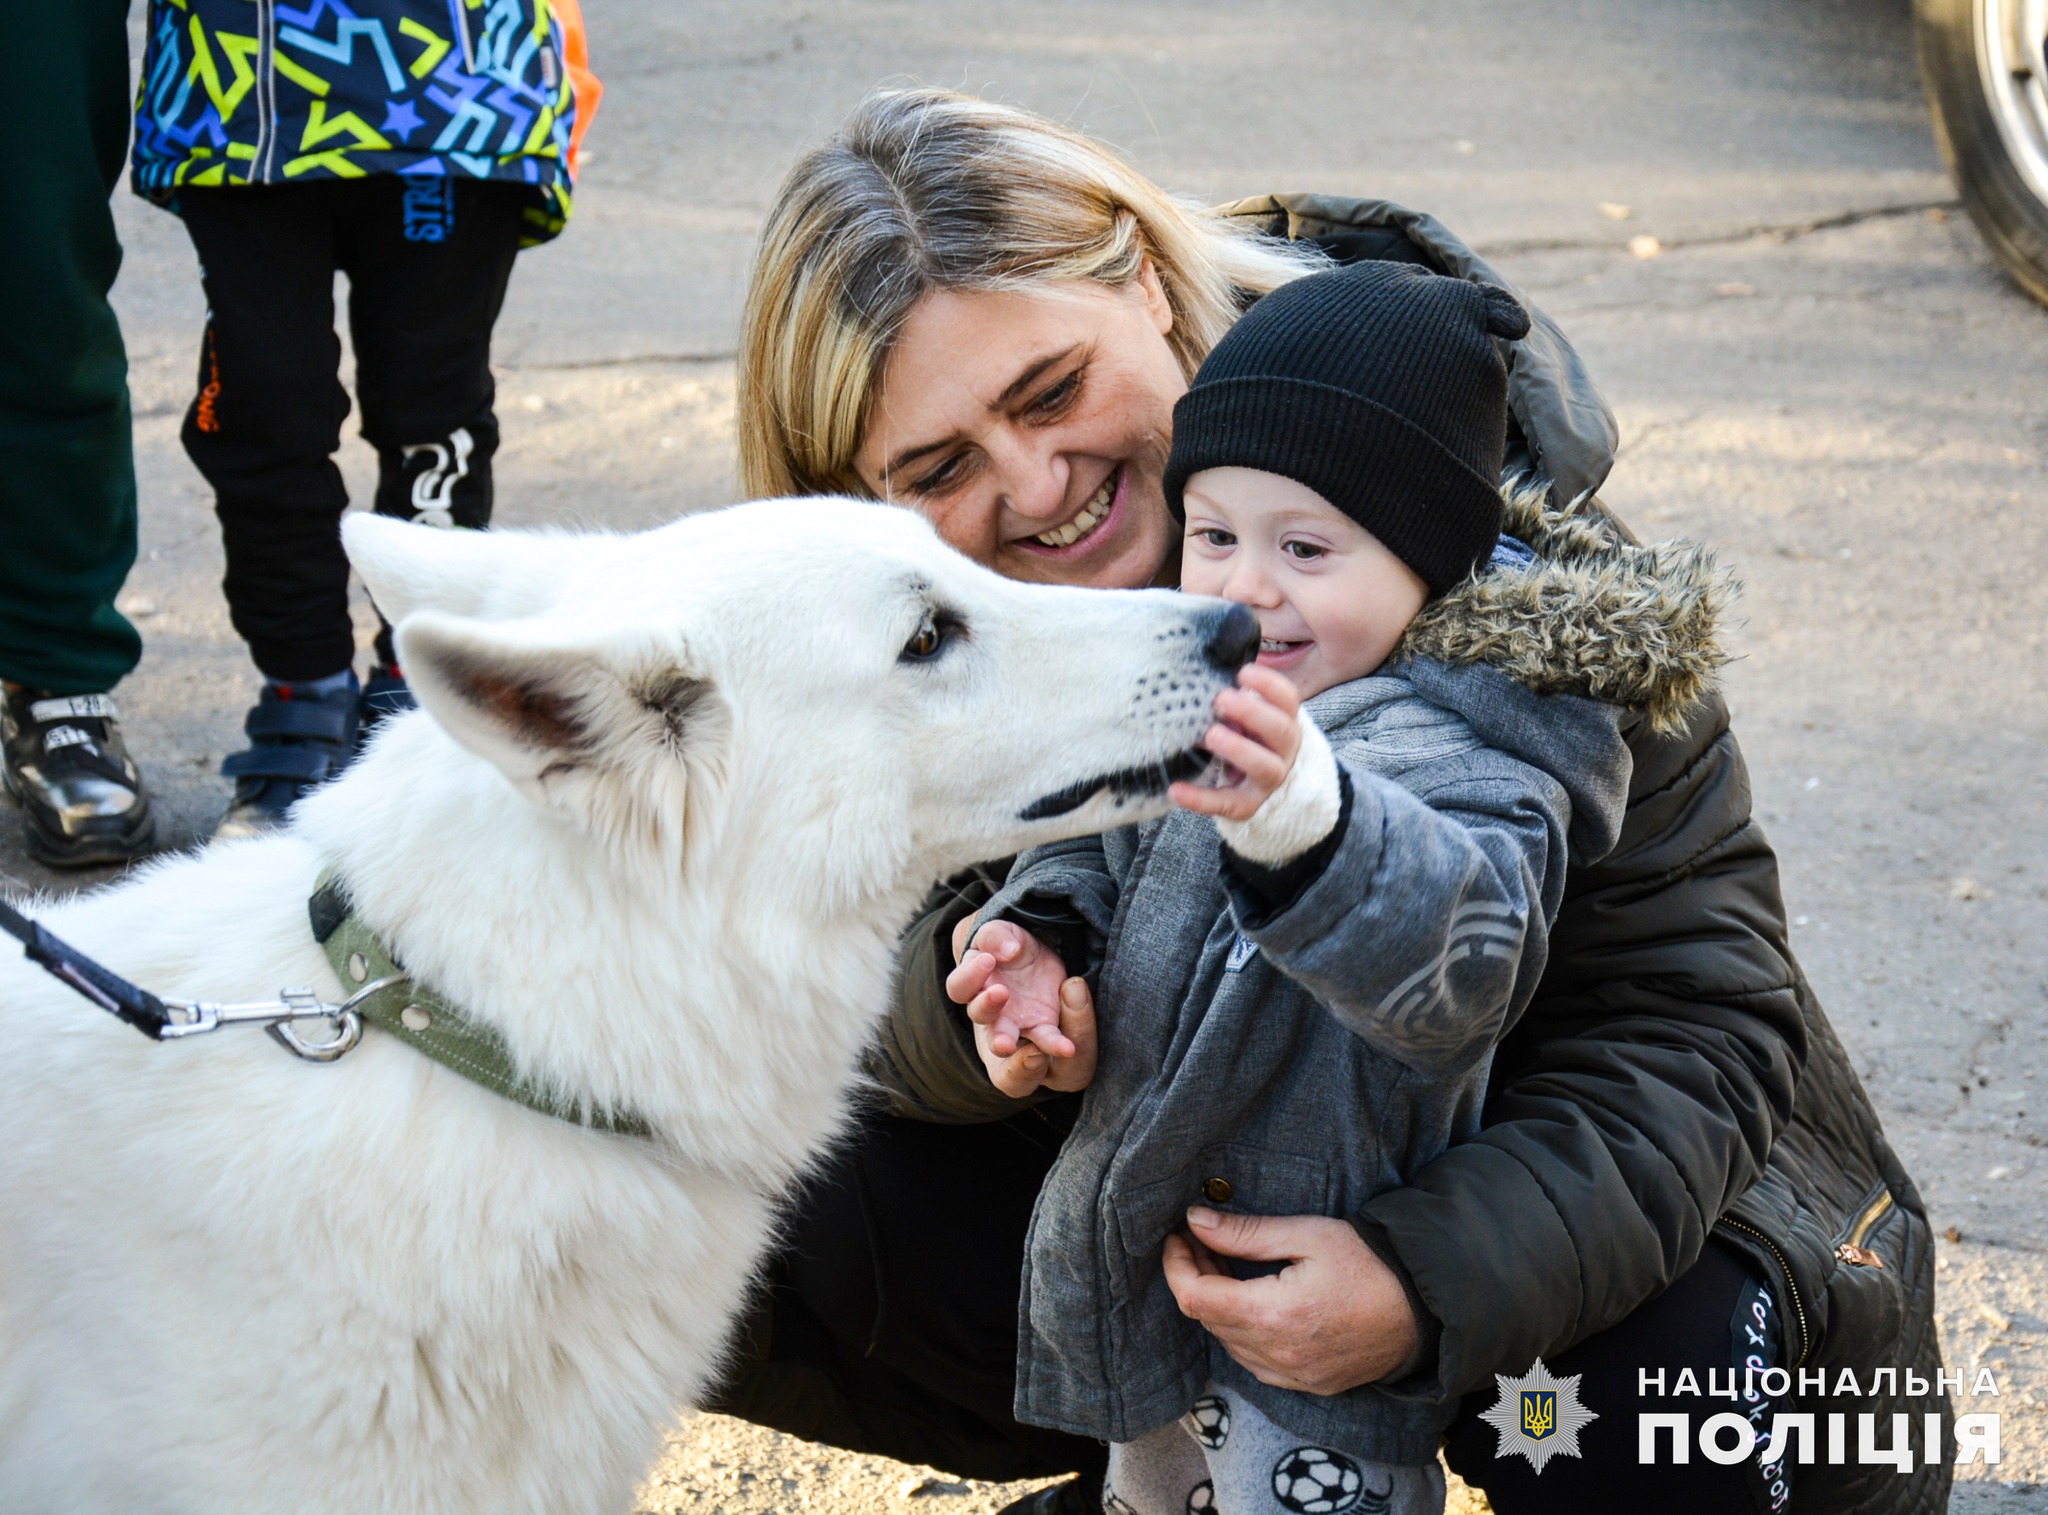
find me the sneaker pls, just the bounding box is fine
[215,677,361,841]
[1,688,156,867]
[357,664,416,749]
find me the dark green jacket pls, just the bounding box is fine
[872,193,1948,1515]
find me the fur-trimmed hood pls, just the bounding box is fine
[1397,480,1734,734]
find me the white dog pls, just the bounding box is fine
[0,498,1254,1515]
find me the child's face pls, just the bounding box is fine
[1179,467,1428,700]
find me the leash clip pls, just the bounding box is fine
[158,975,403,1062]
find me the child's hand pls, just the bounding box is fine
[1170,664,1304,822]
[944,920,1075,1058]
[973,976,1099,1099]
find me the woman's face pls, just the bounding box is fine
[852,267,1188,589]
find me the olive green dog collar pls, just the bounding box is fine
[308,875,650,1136]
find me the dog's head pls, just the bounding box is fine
[343,499,1251,905]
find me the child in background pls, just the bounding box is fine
[946,262,1713,1515]
[131,0,600,837]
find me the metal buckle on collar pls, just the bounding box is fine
[158,974,405,1062]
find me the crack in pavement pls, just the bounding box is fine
[507,350,738,371]
[1615,408,1706,456]
[1477,198,1964,259]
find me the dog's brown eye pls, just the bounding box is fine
[900,607,966,664]
[903,615,943,661]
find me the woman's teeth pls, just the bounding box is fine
[1033,475,1115,548]
[1260,639,1302,653]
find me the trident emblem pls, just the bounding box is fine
[1520,1390,1557,1440]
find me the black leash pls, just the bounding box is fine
[4,886,649,1123]
[0,893,171,1039]
[3,889,397,1060]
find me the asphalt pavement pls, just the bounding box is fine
[5,1,2043,1508]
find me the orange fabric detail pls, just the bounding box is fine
[551,0,603,179]
[196,328,223,434]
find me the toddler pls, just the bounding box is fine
[946,262,1638,1515]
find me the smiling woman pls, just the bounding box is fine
[737,89,1324,588]
[719,86,1948,1515]
[850,277,1186,587]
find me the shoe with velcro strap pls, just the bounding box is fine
[1,688,157,867]
[357,665,416,746]
[214,680,362,842]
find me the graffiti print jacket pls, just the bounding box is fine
[132,0,600,245]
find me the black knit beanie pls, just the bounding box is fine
[1164,260,1532,595]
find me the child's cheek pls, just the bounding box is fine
[1178,555,1227,599]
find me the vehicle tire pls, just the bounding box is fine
[1915,0,2048,304]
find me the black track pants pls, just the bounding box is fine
[177,178,523,682]
[710,1112,1783,1511]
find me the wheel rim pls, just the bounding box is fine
[1976,0,2048,203]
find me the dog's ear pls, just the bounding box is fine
[393,611,606,788]
[343,514,580,626]
[393,611,720,809]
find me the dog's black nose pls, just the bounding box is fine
[1201,602,1260,673]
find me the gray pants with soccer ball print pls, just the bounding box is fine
[1105,1383,1445,1515]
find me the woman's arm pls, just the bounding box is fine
[1164,697,1804,1401]
[1356,694,1803,1398]
[864,863,1024,1124]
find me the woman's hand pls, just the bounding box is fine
[1161,1208,1421,1395]
[1170,664,1304,822]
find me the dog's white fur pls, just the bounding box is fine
[0,499,1241,1514]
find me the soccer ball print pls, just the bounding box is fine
[1187,1395,1232,1449]
[1186,1478,1216,1515]
[1103,1489,1140,1515]
[1271,1447,1365,1514]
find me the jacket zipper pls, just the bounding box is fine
[1716,1215,1813,1369]
[254,0,276,183]
[1834,1187,1895,1269]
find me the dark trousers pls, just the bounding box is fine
[0,0,141,696]
[177,178,524,682]
[709,1109,1109,1486]
[709,1111,1781,1512]
[1442,1238,1787,1514]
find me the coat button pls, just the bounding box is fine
[1201,1176,1234,1205]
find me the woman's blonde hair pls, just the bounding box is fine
[737,88,1326,498]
